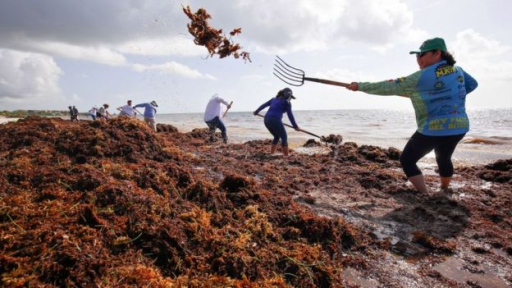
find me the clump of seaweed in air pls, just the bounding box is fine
[183,5,251,63]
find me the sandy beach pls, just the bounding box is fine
[0,116,510,287]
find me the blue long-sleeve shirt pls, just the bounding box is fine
[133,103,157,118]
[255,97,298,128]
[358,60,478,136]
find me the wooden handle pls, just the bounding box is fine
[223,101,233,117]
[134,108,143,116]
[255,114,321,139]
[304,77,350,88]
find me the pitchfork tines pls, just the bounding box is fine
[272,56,350,88]
[273,56,306,87]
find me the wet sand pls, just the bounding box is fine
[1,117,510,287]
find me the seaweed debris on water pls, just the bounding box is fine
[1,116,511,287]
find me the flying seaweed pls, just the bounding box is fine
[183,5,251,63]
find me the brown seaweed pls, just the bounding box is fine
[1,116,511,287]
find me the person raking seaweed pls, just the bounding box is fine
[204,94,232,144]
[96,104,111,121]
[254,87,301,156]
[117,100,137,118]
[345,37,478,193]
[134,101,158,132]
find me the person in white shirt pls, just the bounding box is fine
[117,100,136,118]
[88,106,98,120]
[203,94,232,143]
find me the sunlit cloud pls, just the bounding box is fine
[132,62,216,79]
[117,36,206,57]
[452,29,512,81]
[0,49,62,100]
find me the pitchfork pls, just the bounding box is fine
[273,56,350,88]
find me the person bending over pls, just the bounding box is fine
[254,87,301,156]
[204,93,232,144]
[134,101,158,131]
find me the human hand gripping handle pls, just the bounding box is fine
[223,101,233,117]
[346,82,359,91]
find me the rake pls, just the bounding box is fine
[255,114,322,139]
[273,56,350,88]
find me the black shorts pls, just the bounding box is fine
[400,131,465,178]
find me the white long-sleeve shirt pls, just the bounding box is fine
[118,105,136,117]
[204,94,230,122]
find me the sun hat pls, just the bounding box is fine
[150,100,158,107]
[282,87,296,99]
[409,37,447,54]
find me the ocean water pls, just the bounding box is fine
[156,108,512,165]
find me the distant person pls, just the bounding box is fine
[253,87,300,156]
[97,104,111,120]
[88,106,98,120]
[345,37,478,193]
[72,106,79,121]
[203,94,232,144]
[68,106,75,121]
[134,101,158,131]
[117,100,137,118]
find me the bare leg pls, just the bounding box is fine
[270,144,277,154]
[283,145,289,156]
[440,176,452,189]
[408,174,429,193]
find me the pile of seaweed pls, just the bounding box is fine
[0,117,371,287]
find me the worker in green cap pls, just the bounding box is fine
[345,37,478,194]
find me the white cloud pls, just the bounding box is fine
[0,49,62,100]
[452,29,510,58]
[35,41,127,66]
[132,62,215,79]
[3,36,127,66]
[451,29,512,81]
[117,36,206,57]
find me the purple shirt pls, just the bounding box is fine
[255,97,298,128]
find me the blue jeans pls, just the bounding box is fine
[264,116,287,146]
[205,117,227,142]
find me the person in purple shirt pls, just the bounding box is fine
[254,87,301,156]
[134,101,158,132]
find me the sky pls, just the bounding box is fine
[0,0,511,113]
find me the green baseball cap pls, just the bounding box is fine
[409,37,447,54]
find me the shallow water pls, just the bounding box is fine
[156,108,512,165]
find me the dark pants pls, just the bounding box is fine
[205,117,227,143]
[264,116,288,146]
[400,131,466,178]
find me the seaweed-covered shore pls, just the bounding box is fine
[1,117,510,287]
